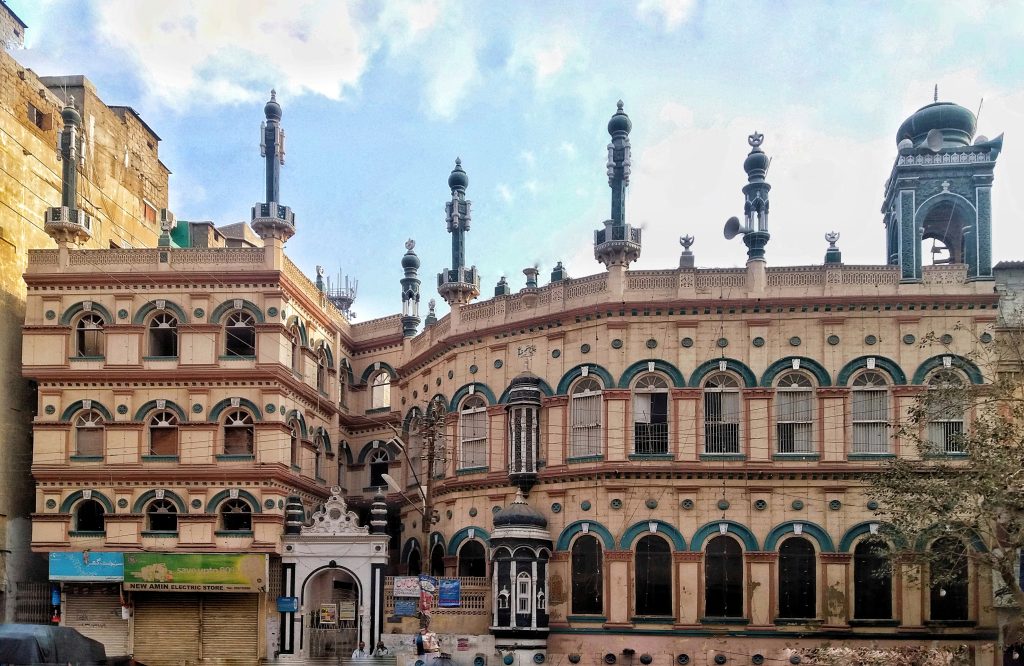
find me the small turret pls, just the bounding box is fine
[495,277,511,296]
[370,489,388,534]
[401,239,422,337]
[679,235,695,268]
[550,262,568,283]
[741,131,771,262]
[44,95,92,247]
[594,101,642,269]
[251,90,296,242]
[438,158,481,305]
[824,232,842,265]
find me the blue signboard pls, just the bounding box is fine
[394,598,417,617]
[49,552,124,582]
[277,596,299,613]
[439,578,461,607]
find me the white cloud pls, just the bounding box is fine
[520,150,536,168]
[506,29,585,87]
[523,180,539,195]
[497,184,514,204]
[636,0,697,30]
[559,141,577,160]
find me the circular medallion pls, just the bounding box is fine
[610,499,623,510]
[604,655,617,665]
[681,337,694,348]
[265,404,276,414]
[980,332,993,343]
[193,307,205,318]
[117,309,128,320]
[611,339,623,349]
[468,507,478,517]
[717,499,730,510]
[829,499,842,511]
[551,349,561,358]
[45,499,57,509]
[279,405,286,415]
[448,370,454,380]
[267,307,278,317]
[789,336,801,347]
[423,384,428,393]
[790,656,802,664]
[867,500,879,510]
[569,656,582,665]
[677,656,690,666]
[580,344,591,354]
[791,499,804,511]
[645,498,658,509]
[827,334,840,346]
[191,499,202,509]
[753,499,768,511]
[401,397,407,406]
[903,334,916,345]
[44,405,55,415]
[715,655,727,665]
[278,499,284,509]
[116,404,128,415]
[646,338,657,349]
[681,499,694,510]
[534,654,545,664]
[752,336,765,347]
[752,656,765,666]
[504,656,515,666]
[640,656,653,665]
[191,403,203,414]
[476,658,487,666]
[117,498,128,509]
[941,333,954,345]
[469,365,478,374]
[494,360,503,369]
[264,499,275,509]
[413,391,418,399]
[444,510,452,520]
[418,661,427,666]
[437,377,442,386]
[717,337,729,348]
[581,500,591,512]
[492,505,501,514]
[864,335,878,345]
[45,310,56,321]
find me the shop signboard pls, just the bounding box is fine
[339,600,356,621]
[49,552,124,582]
[394,599,417,616]
[123,553,266,592]
[393,576,420,598]
[277,596,299,613]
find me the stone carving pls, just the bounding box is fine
[301,487,368,535]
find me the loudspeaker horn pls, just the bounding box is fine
[723,216,752,240]
[925,129,944,152]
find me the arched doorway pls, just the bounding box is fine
[302,567,360,660]
[430,543,445,577]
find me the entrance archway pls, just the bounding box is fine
[302,566,360,660]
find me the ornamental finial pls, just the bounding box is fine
[748,131,764,148]
[825,231,840,248]
[679,235,694,250]
[405,238,415,251]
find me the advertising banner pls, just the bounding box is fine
[123,553,266,592]
[418,574,438,613]
[393,576,421,598]
[394,599,417,616]
[438,578,461,607]
[49,552,124,582]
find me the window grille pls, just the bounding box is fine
[852,371,889,453]
[776,372,813,453]
[926,371,966,453]
[570,378,602,458]
[459,396,488,469]
[633,374,669,454]
[369,449,389,487]
[516,573,532,614]
[704,374,740,454]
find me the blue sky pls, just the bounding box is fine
[11,0,1024,320]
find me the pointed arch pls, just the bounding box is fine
[690,520,759,551]
[133,399,187,423]
[498,378,554,404]
[689,358,757,388]
[449,382,498,411]
[617,359,686,389]
[208,398,263,422]
[206,489,262,514]
[620,520,686,551]
[314,426,332,454]
[60,301,114,326]
[556,364,615,395]
[447,526,490,556]
[401,537,421,562]
[338,441,353,466]
[428,531,447,554]
[554,520,616,551]
[209,299,265,324]
[60,490,114,514]
[837,356,907,386]
[339,358,355,384]
[760,357,832,387]
[764,521,835,552]
[285,409,309,438]
[359,361,397,385]
[132,300,189,325]
[912,354,983,385]
[838,521,907,552]
[132,489,187,514]
[314,339,335,368]
[285,316,310,347]
[61,400,113,422]
[403,407,423,432]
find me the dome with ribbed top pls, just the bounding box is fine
[493,489,547,529]
[896,101,975,148]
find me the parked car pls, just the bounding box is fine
[0,624,143,665]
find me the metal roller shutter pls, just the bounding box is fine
[132,593,200,665]
[64,587,129,657]
[199,594,259,664]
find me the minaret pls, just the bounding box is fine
[251,90,295,244]
[740,131,771,262]
[401,239,422,337]
[438,158,481,306]
[44,96,92,247]
[593,101,642,269]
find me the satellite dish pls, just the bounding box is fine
[925,129,944,152]
[723,216,751,240]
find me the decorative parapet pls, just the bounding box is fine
[349,314,403,342]
[896,149,994,166]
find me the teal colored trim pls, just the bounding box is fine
[400,537,421,563]
[219,354,256,361]
[141,455,179,462]
[546,626,998,640]
[689,358,757,388]
[339,441,353,466]
[132,489,187,514]
[208,397,263,422]
[699,617,750,625]
[700,453,747,461]
[428,531,447,552]
[315,340,335,368]
[69,530,106,538]
[760,357,832,387]
[447,526,490,556]
[69,455,104,462]
[215,530,254,537]
[207,489,262,513]
[60,490,113,514]
[837,521,907,553]
[314,427,332,453]
[498,378,554,404]
[133,399,187,422]
[402,407,422,433]
[60,301,114,326]
[690,521,759,551]
[617,359,686,388]
[360,361,397,385]
[566,455,604,464]
[60,400,113,422]
[456,466,488,476]
[426,394,449,414]
[449,383,498,411]
[209,299,264,324]
[142,356,179,361]
[339,359,355,385]
[566,615,607,623]
[132,299,189,325]
[286,316,310,346]
[629,454,674,461]
[216,454,255,462]
[848,453,895,460]
[836,355,907,386]
[141,531,179,538]
[772,453,820,461]
[911,354,983,385]
[633,616,676,624]
[556,364,615,395]
[913,525,988,553]
[763,521,835,552]
[285,410,309,438]
[356,440,401,464]
[69,355,104,362]
[555,520,616,551]
[620,520,686,551]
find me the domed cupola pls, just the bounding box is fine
[505,371,543,494]
[493,490,548,530]
[896,100,976,149]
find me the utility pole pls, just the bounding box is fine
[419,401,446,555]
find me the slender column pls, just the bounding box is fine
[531,560,538,629]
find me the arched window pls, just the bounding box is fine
[224,310,256,357]
[316,348,328,393]
[76,313,105,357]
[853,539,892,619]
[927,371,966,454]
[407,549,421,576]
[223,409,254,455]
[405,416,424,487]
[148,409,179,457]
[74,410,104,457]
[852,371,890,454]
[289,421,301,468]
[313,434,325,480]
[775,372,814,454]
[289,325,301,373]
[74,499,105,533]
[571,534,603,615]
[929,537,968,621]
[633,374,669,455]
[368,449,389,488]
[146,498,178,532]
[459,395,488,469]
[220,498,252,532]
[778,537,816,619]
[635,535,672,616]
[516,571,533,615]
[430,543,445,577]
[458,540,486,577]
[371,371,391,410]
[704,373,741,454]
[705,535,743,618]
[148,312,178,357]
[570,377,603,459]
